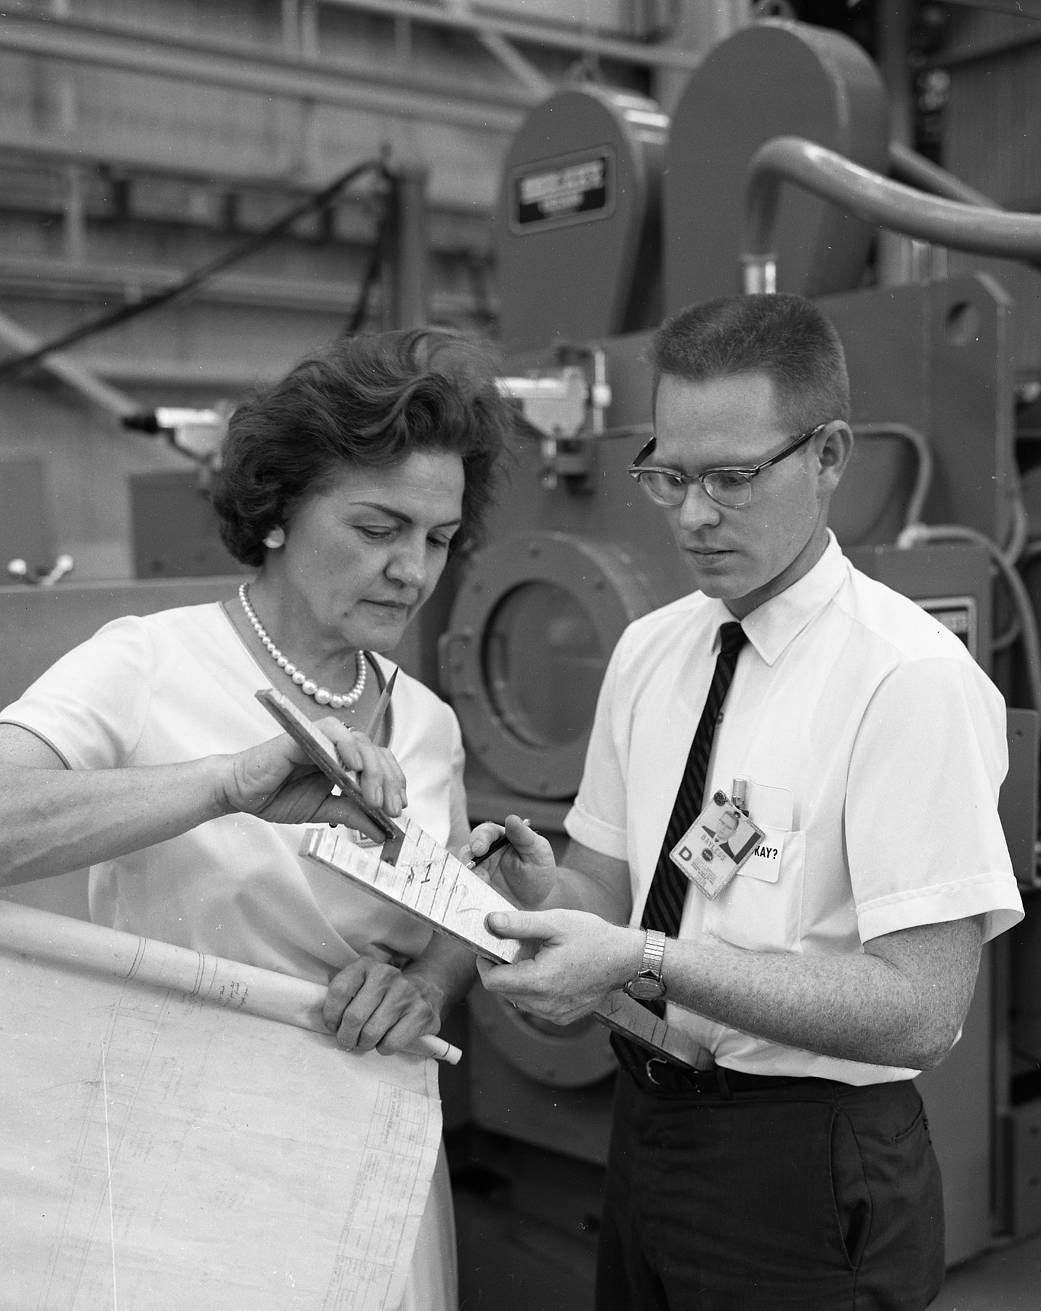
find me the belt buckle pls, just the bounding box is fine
[644,1054,726,1096]
[644,1057,670,1088]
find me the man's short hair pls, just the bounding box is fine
[649,293,851,430]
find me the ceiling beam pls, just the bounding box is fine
[320,0,703,70]
[0,11,530,135]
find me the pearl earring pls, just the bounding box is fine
[263,526,286,549]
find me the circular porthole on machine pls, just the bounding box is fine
[467,982,618,1089]
[440,529,654,800]
[441,529,657,1097]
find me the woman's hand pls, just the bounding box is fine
[464,813,557,908]
[218,718,407,840]
[322,955,446,1056]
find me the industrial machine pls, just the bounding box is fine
[4,15,1041,1304]
[444,16,1041,1291]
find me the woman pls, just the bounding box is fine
[0,326,517,1309]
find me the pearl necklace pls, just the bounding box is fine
[238,582,367,710]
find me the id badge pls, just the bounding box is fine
[669,788,766,900]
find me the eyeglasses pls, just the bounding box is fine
[627,422,829,509]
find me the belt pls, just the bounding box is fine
[611,1033,816,1098]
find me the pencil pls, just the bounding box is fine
[362,665,398,738]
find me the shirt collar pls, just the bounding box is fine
[708,530,847,666]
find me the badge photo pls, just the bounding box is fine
[670,790,765,900]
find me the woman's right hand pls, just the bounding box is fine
[219,718,407,839]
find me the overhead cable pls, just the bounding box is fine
[0,156,390,383]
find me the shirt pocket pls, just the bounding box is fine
[703,827,806,952]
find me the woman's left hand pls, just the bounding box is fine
[322,955,445,1056]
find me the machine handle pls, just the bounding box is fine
[6,553,75,586]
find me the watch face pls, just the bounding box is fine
[625,975,665,1002]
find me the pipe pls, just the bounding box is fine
[888,142,1041,277]
[888,142,996,210]
[0,308,138,420]
[853,423,934,534]
[898,521,1041,717]
[742,136,1041,291]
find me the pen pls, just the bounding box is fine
[467,817,531,869]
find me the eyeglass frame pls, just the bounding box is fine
[627,421,831,509]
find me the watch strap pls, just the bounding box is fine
[640,928,666,985]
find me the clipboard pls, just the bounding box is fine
[301,823,704,1073]
[258,687,705,1071]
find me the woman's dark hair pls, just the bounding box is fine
[212,327,515,565]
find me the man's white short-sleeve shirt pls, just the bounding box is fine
[566,533,1024,1082]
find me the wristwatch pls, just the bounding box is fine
[624,928,667,1001]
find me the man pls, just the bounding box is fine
[707,806,743,860]
[473,294,1024,1310]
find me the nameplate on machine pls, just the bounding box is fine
[510,150,614,231]
[918,594,978,658]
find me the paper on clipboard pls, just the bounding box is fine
[304,823,522,964]
[256,687,705,1071]
[302,823,705,1072]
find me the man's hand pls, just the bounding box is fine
[323,955,446,1056]
[465,813,556,908]
[217,719,406,840]
[478,908,644,1026]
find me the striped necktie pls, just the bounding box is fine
[629,618,744,1027]
[610,622,747,1073]
[640,620,748,943]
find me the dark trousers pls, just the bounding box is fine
[596,1066,945,1311]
